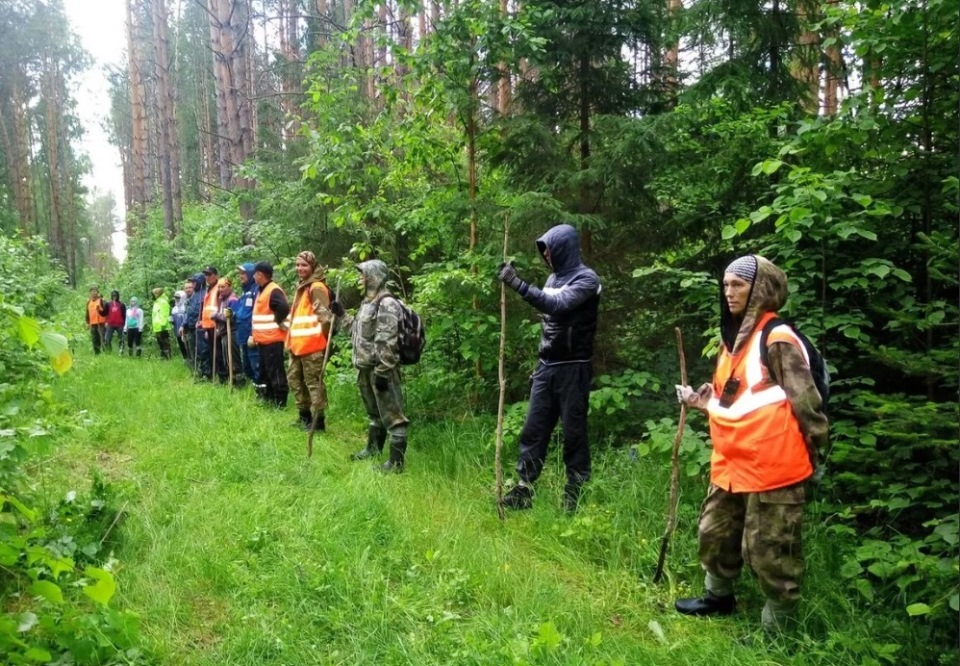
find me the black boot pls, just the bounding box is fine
[291,409,312,430]
[502,484,534,510]
[675,591,736,616]
[562,481,583,513]
[380,436,406,473]
[313,411,325,432]
[351,426,385,461]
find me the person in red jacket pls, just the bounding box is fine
[674,255,828,632]
[103,290,126,352]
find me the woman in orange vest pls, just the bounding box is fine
[251,262,290,408]
[674,255,828,632]
[85,287,108,355]
[285,251,334,431]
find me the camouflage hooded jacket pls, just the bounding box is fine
[350,260,402,377]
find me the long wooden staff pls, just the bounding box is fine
[226,312,234,389]
[653,327,688,583]
[308,277,341,458]
[495,217,510,520]
[211,327,218,382]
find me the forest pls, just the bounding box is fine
[0,0,956,663]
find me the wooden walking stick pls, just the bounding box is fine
[308,277,341,458]
[653,327,688,583]
[226,312,234,389]
[495,217,510,520]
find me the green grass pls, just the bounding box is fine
[35,349,935,665]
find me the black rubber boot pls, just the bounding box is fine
[351,426,385,461]
[503,484,534,510]
[379,436,406,473]
[292,409,312,430]
[313,411,325,432]
[675,591,737,616]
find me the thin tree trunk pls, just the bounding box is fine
[663,0,681,103]
[823,0,842,116]
[792,0,820,114]
[153,0,179,237]
[578,52,592,254]
[43,58,64,265]
[127,0,151,232]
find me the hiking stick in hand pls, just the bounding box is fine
[495,217,509,520]
[308,277,341,458]
[653,327,688,583]
[226,314,234,389]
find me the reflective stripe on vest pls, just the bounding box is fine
[252,282,287,344]
[200,288,219,329]
[706,311,813,492]
[88,299,106,325]
[286,282,328,356]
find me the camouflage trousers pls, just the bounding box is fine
[357,367,408,436]
[287,351,328,413]
[698,482,805,604]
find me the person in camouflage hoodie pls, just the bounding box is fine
[348,259,409,472]
[674,255,829,633]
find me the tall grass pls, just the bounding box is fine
[37,350,941,665]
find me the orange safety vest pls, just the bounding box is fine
[87,299,106,325]
[199,286,219,330]
[252,282,287,345]
[285,282,329,356]
[706,311,813,493]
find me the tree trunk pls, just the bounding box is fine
[279,0,302,144]
[578,52,592,254]
[153,0,182,237]
[792,0,820,114]
[663,0,681,103]
[127,0,151,233]
[0,72,36,235]
[42,58,64,267]
[823,0,842,116]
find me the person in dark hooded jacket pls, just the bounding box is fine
[498,224,601,512]
[235,263,260,383]
[673,255,828,632]
[182,274,205,373]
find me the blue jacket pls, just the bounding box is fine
[233,263,259,339]
[184,274,205,329]
[518,224,601,363]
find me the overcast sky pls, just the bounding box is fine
[63,0,127,259]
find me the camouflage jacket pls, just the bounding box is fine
[350,260,402,377]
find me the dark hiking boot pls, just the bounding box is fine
[312,412,325,432]
[379,436,406,474]
[502,484,534,510]
[292,409,312,430]
[562,481,583,514]
[675,592,736,617]
[351,426,385,461]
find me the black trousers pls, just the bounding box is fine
[196,328,212,378]
[90,325,105,355]
[516,361,592,486]
[156,330,172,359]
[176,332,189,360]
[258,342,288,407]
[183,327,196,369]
[125,329,143,357]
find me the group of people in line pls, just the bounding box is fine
[85,287,169,358]
[83,224,827,634]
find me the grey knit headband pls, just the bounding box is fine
[725,255,758,283]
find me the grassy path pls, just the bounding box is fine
[43,351,865,665]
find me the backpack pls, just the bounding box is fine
[759,317,830,415]
[374,294,425,365]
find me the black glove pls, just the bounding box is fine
[374,375,389,392]
[498,262,528,295]
[330,300,345,318]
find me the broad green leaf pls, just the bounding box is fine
[16,316,41,346]
[734,218,751,234]
[906,603,931,616]
[949,592,958,612]
[39,331,69,358]
[761,159,783,175]
[892,268,912,282]
[852,193,873,207]
[83,566,117,605]
[721,225,737,240]
[24,647,53,663]
[29,580,64,604]
[50,350,73,376]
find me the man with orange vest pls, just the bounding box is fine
[197,265,220,380]
[85,287,108,355]
[285,251,335,431]
[251,262,290,408]
[674,255,828,632]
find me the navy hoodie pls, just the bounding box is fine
[519,224,601,363]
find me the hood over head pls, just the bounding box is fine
[536,224,583,276]
[238,263,255,286]
[720,255,788,353]
[357,260,389,296]
[129,296,139,307]
[192,273,205,291]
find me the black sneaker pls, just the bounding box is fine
[562,482,582,513]
[502,484,533,510]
